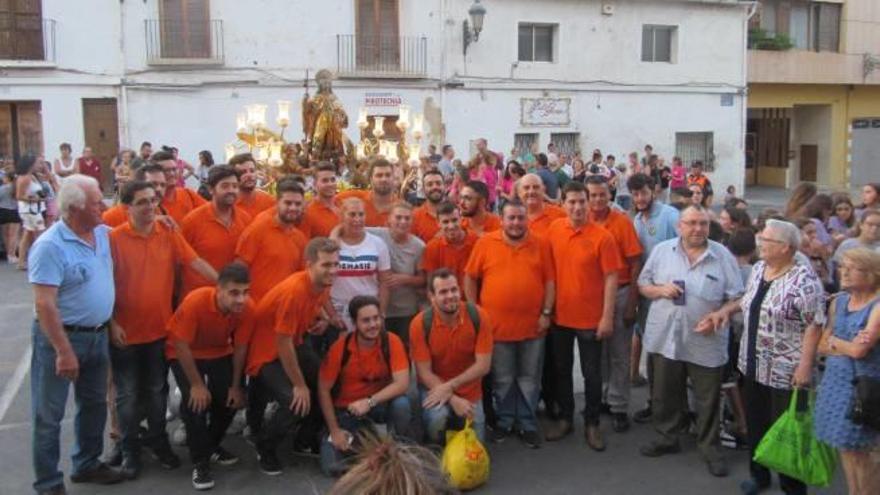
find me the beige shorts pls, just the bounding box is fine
[19,212,46,232]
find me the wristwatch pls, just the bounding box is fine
[541,308,552,317]
[367,396,375,409]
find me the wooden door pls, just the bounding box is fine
[82,98,119,192]
[356,0,399,70]
[0,0,43,60]
[799,144,818,182]
[0,101,42,162]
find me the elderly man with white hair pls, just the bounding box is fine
[28,174,124,494]
[722,219,826,495]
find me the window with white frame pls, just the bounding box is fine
[641,25,676,63]
[518,24,555,62]
[675,132,714,171]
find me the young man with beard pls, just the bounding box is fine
[421,202,478,291]
[517,174,566,238]
[153,151,206,224]
[410,170,445,242]
[410,269,493,444]
[543,182,623,450]
[465,200,555,448]
[328,198,392,332]
[366,203,425,348]
[166,263,256,490]
[229,153,275,220]
[317,295,411,476]
[181,166,252,296]
[303,162,340,238]
[337,158,396,227]
[234,178,308,301]
[628,173,680,424]
[245,238,340,476]
[584,176,644,434]
[109,181,217,480]
[459,181,501,236]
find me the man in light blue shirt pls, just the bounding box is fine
[637,205,744,478]
[29,174,123,494]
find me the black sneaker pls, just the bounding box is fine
[611,413,631,433]
[149,445,181,470]
[210,446,240,466]
[488,426,512,444]
[632,406,652,424]
[191,463,215,491]
[257,450,283,476]
[69,463,125,485]
[519,429,542,449]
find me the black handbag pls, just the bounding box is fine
[848,363,880,431]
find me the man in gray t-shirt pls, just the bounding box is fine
[368,203,426,348]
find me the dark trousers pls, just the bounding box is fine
[743,379,807,494]
[255,346,321,454]
[650,353,724,462]
[170,355,235,465]
[109,338,170,455]
[549,326,603,424]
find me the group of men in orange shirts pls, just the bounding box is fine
[98,151,646,490]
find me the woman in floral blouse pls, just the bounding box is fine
[727,219,826,495]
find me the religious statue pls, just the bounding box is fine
[302,69,353,163]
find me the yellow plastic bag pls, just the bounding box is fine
[441,419,490,490]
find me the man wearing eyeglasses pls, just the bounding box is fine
[152,150,206,224]
[636,205,744,478]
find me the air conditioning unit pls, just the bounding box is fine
[602,3,615,16]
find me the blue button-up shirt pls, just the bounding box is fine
[638,238,744,368]
[28,221,115,326]
[633,201,679,262]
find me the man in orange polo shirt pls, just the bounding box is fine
[317,295,410,476]
[167,263,256,490]
[108,181,217,479]
[154,150,206,224]
[181,166,252,296]
[336,158,395,226]
[229,153,275,220]
[464,199,555,448]
[410,269,493,444]
[102,164,168,227]
[235,177,308,301]
[302,162,340,238]
[586,175,644,433]
[410,170,445,242]
[421,202,478,292]
[518,173,566,237]
[245,237,338,476]
[459,181,501,236]
[543,181,623,450]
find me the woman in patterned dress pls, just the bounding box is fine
[730,219,826,495]
[816,248,880,495]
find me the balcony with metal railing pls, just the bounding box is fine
[0,18,56,67]
[336,35,427,78]
[145,19,224,66]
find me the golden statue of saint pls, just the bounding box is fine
[302,69,350,162]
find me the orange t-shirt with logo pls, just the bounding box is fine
[547,218,624,330]
[181,203,252,296]
[336,190,391,227]
[165,286,257,360]
[162,187,206,225]
[319,332,409,407]
[589,209,643,285]
[110,221,198,344]
[528,204,566,237]
[246,271,330,376]
[411,204,440,243]
[464,231,555,342]
[420,231,478,290]
[460,213,501,236]
[235,213,308,301]
[102,205,129,228]
[236,190,276,221]
[409,303,493,403]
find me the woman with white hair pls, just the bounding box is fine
[725,219,826,495]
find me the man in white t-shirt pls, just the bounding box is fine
[329,198,392,332]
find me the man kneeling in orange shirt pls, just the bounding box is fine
[317,295,411,476]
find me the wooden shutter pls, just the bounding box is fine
[775,1,791,37]
[0,0,43,60]
[356,0,399,69]
[816,3,840,52]
[160,0,209,58]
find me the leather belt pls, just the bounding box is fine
[63,321,110,333]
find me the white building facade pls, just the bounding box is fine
[1,0,750,191]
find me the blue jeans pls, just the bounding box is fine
[31,320,109,492]
[492,337,545,432]
[109,338,170,456]
[319,395,411,476]
[420,388,486,445]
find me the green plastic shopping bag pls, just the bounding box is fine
[753,389,837,487]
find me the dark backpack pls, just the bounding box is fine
[330,331,391,399]
[422,303,481,344]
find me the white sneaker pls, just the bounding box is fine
[7,255,18,264]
